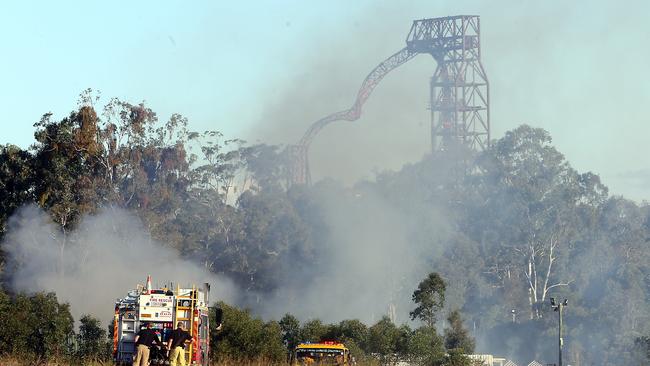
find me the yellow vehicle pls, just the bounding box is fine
[292,341,353,365]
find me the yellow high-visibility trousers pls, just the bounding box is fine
[169,346,187,366]
[132,344,150,366]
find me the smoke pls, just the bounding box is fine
[246,14,433,185]
[240,1,650,202]
[0,188,451,328]
[2,205,238,325]
[244,172,454,325]
[3,4,648,364]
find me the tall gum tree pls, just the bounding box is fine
[471,125,607,318]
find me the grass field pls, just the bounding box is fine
[0,356,380,366]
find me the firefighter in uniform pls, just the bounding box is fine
[167,322,193,366]
[132,322,165,366]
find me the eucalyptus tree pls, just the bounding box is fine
[470,125,607,318]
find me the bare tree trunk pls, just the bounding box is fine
[522,234,571,319]
[541,235,557,302]
[524,244,540,319]
[58,213,68,279]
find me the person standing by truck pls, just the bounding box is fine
[167,322,193,366]
[132,322,165,366]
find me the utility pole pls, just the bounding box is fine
[550,298,568,366]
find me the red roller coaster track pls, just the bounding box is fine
[298,47,417,147]
[289,16,490,185]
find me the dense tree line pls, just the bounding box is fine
[0,272,475,365]
[0,288,108,363]
[0,94,649,365]
[0,92,310,292]
[362,127,650,364]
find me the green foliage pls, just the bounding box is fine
[258,321,288,362]
[366,316,409,365]
[0,145,34,237]
[299,319,330,343]
[0,287,12,354]
[406,326,445,366]
[1,94,649,365]
[231,189,312,292]
[410,273,446,327]
[443,310,475,354]
[279,313,301,350]
[441,349,477,366]
[334,319,369,348]
[76,314,108,362]
[210,302,285,362]
[342,338,369,364]
[0,291,73,360]
[239,144,290,192]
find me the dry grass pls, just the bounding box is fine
[0,356,287,366]
[0,356,378,366]
[0,356,22,366]
[0,356,80,366]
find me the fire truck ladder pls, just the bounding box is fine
[115,307,137,361]
[175,285,197,364]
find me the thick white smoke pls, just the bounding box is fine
[3,205,238,325]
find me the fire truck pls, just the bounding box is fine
[113,276,218,366]
[292,340,353,365]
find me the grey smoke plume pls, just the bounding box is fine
[3,205,238,325]
[243,1,650,201]
[2,194,449,327]
[246,18,432,185]
[249,180,453,325]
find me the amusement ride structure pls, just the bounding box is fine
[288,15,490,185]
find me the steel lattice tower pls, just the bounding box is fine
[288,15,490,186]
[287,144,310,186]
[406,16,490,152]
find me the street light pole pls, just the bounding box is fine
[558,302,563,366]
[550,298,568,366]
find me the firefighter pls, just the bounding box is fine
[167,322,193,366]
[132,322,165,366]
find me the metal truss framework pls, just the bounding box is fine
[287,144,310,186]
[407,15,490,152]
[289,47,417,185]
[298,47,417,147]
[288,15,490,185]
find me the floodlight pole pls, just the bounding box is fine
[551,298,567,366]
[558,303,563,366]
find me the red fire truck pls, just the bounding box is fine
[112,276,216,366]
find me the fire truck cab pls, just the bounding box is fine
[113,276,212,366]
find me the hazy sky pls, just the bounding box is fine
[1,1,649,201]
